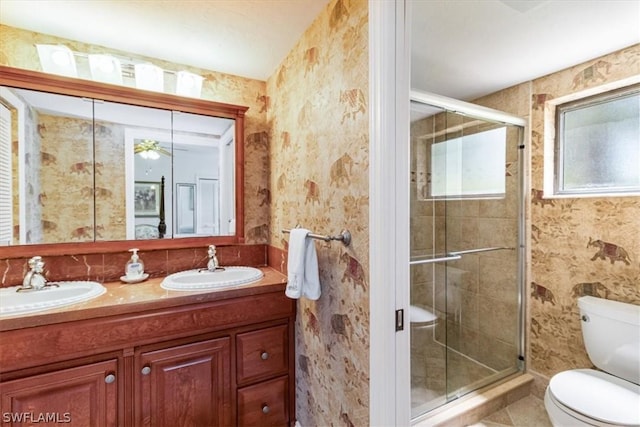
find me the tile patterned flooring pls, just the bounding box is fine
[470,395,552,427]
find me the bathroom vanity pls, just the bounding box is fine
[0,64,294,426]
[0,269,295,427]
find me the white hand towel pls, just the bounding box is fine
[285,228,321,300]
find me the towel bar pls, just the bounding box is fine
[282,228,351,246]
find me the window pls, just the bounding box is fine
[430,126,506,198]
[555,84,640,195]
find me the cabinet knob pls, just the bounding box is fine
[104,373,116,384]
[141,366,151,375]
[261,404,270,414]
[260,351,269,360]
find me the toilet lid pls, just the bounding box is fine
[549,369,640,426]
[409,305,437,325]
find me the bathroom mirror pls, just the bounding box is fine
[0,65,247,256]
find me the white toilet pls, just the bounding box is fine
[544,296,640,426]
[409,305,438,329]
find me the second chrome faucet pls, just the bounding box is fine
[207,245,225,272]
[18,256,58,292]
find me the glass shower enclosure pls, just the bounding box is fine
[409,91,525,419]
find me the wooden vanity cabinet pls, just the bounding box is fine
[237,324,290,426]
[136,337,231,427]
[238,375,289,426]
[0,359,118,427]
[0,289,295,427]
[237,324,289,385]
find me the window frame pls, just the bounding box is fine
[554,83,640,196]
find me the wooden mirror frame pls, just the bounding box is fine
[0,65,248,258]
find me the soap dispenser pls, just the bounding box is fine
[125,248,145,279]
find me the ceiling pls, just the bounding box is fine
[0,0,331,81]
[1,0,638,101]
[411,0,640,100]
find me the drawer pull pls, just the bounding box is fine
[104,373,116,384]
[141,366,152,375]
[260,351,269,360]
[261,404,270,414]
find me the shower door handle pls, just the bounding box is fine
[409,254,462,265]
[448,246,515,256]
[409,247,514,265]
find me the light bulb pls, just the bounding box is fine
[89,54,123,85]
[51,50,71,66]
[176,71,204,97]
[97,57,114,73]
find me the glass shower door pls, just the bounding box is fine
[410,101,523,419]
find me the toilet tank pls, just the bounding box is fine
[578,296,640,385]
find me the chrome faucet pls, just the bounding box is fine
[18,256,56,292]
[207,245,220,271]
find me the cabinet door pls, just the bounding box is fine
[137,337,231,427]
[0,359,118,427]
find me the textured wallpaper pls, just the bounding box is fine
[34,114,128,243]
[38,114,95,243]
[527,45,640,378]
[475,44,640,383]
[266,0,370,424]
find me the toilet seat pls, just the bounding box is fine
[409,305,438,328]
[548,369,640,426]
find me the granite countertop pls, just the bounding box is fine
[0,267,288,332]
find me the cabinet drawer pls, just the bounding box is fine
[237,375,288,427]
[237,324,288,384]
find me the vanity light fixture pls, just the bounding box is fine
[36,44,78,78]
[176,71,204,98]
[88,54,123,85]
[35,45,203,98]
[134,63,164,92]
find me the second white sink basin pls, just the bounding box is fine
[161,267,264,291]
[0,281,106,317]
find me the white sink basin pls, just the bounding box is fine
[0,281,106,317]
[161,267,264,291]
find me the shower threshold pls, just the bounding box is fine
[412,370,527,426]
[411,335,518,419]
